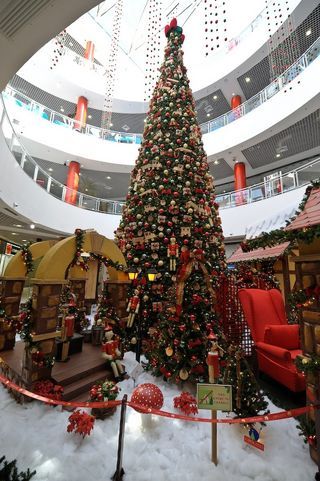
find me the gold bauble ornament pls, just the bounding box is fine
[166,347,173,357]
[179,368,189,380]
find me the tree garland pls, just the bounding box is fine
[18,299,55,367]
[20,242,34,274]
[18,299,33,344]
[241,180,320,252]
[296,415,316,447]
[295,354,320,374]
[70,229,127,273]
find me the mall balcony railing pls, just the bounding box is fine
[4,34,320,146]
[0,90,319,215]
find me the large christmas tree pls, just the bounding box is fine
[115,19,226,382]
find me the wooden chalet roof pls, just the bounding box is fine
[227,242,291,264]
[285,187,320,231]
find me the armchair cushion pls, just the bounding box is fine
[264,324,300,350]
[256,341,292,361]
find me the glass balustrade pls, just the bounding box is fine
[4,35,320,145]
[1,34,320,214]
[1,89,320,214]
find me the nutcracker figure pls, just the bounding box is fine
[168,237,179,271]
[101,326,125,381]
[126,289,141,328]
[204,202,213,227]
[206,332,223,381]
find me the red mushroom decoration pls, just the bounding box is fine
[131,383,164,413]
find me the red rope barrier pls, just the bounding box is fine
[0,373,315,424]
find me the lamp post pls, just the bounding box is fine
[127,267,157,363]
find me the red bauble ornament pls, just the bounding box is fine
[163,237,169,244]
[131,383,164,413]
[183,239,189,245]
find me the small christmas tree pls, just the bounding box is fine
[222,344,269,418]
[0,456,36,481]
[115,18,226,382]
[95,282,126,341]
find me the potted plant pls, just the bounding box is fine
[90,380,120,419]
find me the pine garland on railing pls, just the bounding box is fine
[240,180,320,252]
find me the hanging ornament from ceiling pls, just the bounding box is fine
[204,0,228,57]
[101,0,124,131]
[266,0,300,81]
[144,0,163,102]
[50,29,67,70]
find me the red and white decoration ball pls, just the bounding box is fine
[131,383,164,412]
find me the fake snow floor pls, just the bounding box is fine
[0,352,315,481]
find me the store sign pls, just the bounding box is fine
[197,384,232,411]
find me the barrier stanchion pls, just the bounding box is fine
[112,394,127,481]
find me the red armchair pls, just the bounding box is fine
[238,288,305,392]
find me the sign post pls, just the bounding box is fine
[197,383,232,465]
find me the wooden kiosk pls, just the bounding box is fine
[285,187,320,466]
[0,231,128,400]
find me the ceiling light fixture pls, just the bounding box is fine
[85,188,88,192]
[60,107,64,112]
[48,168,53,172]
[69,42,73,47]
[88,115,92,119]
[306,29,312,36]
[106,176,111,180]
[110,123,113,127]
[213,95,218,100]
[13,224,22,228]
[276,153,281,158]
[30,224,35,229]
[11,232,17,235]
[214,160,220,165]
[206,113,210,117]
[22,239,27,242]
[245,77,251,83]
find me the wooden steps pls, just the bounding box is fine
[1,340,116,403]
[61,368,111,401]
[51,343,114,401]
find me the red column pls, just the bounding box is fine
[84,41,95,61]
[74,96,88,131]
[234,162,247,206]
[231,95,241,109]
[231,95,242,120]
[234,162,246,190]
[65,161,80,205]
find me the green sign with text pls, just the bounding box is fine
[197,384,232,411]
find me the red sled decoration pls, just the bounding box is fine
[244,435,265,451]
